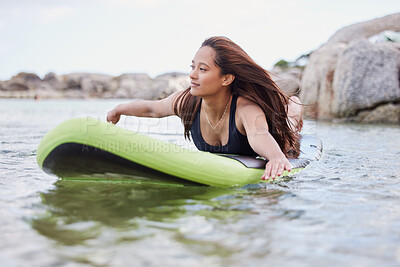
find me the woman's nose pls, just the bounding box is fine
[190,68,197,80]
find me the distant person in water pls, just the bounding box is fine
[107,36,303,181]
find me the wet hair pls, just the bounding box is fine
[174,36,298,155]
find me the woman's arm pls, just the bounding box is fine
[237,100,291,181]
[106,91,182,124]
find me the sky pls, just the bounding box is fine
[0,0,399,80]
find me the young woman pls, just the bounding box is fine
[107,36,302,181]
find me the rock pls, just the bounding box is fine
[60,73,113,96]
[0,72,57,98]
[0,71,189,99]
[326,13,400,45]
[110,73,156,99]
[43,72,65,91]
[155,72,190,99]
[3,72,42,91]
[80,74,113,97]
[270,67,303,96]
[349,103,400,123]
[299,43,347,119]
[62,89,87,98]
[110,72,189,99]
[332,40,400,117]
[300,12,400,123]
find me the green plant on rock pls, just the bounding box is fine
[274,59,289,69]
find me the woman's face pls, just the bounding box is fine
[189,46,226,97]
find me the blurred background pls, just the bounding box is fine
[0,0,398,79]
[1,0,400,123]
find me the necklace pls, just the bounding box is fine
[203,95,231,130]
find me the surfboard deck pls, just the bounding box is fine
[37,118,322,187]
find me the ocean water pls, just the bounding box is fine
[1,99,399,267]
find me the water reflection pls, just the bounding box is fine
[32,181,240,244]
[31,180,288,250]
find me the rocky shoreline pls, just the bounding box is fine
[1,13,399,124]
[0,72,191,100]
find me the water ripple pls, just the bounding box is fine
[1,100,400,266]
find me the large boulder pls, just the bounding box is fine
[326,13,400,45]
[332,40,400,118]
[300,43,347,119]
[300,12,400,123]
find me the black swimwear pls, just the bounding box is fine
[190,95,258,156]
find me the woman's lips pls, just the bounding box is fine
[191,81,200,87]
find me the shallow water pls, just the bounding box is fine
[1,99,399,267]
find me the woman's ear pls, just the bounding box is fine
[222,74,235,86]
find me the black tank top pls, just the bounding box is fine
[190,95,257,156]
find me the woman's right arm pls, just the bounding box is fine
[106,91,182,124]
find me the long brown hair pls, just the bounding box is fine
[174,36,298,154]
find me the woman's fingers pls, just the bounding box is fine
[262,159,292,181]
[270,163,279,180]
[106,111,120,124]
[262,163,271,180]
[285,161,292,172]
[113,116,120,124]
[276,163,284,177]
[106,112,112,123]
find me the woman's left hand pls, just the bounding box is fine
[261,155,292,181]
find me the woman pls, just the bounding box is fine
[107,36,302,181]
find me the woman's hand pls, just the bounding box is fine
[261,155,292,181]
[106,106,121,124]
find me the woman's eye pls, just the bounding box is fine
[200,68,206,71]
[189,65,194,69]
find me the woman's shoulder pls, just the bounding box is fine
[234,95,266,134]
[236,95,262,112]
[235,95,265,128]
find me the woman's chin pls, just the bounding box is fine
[190,87,201,96]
